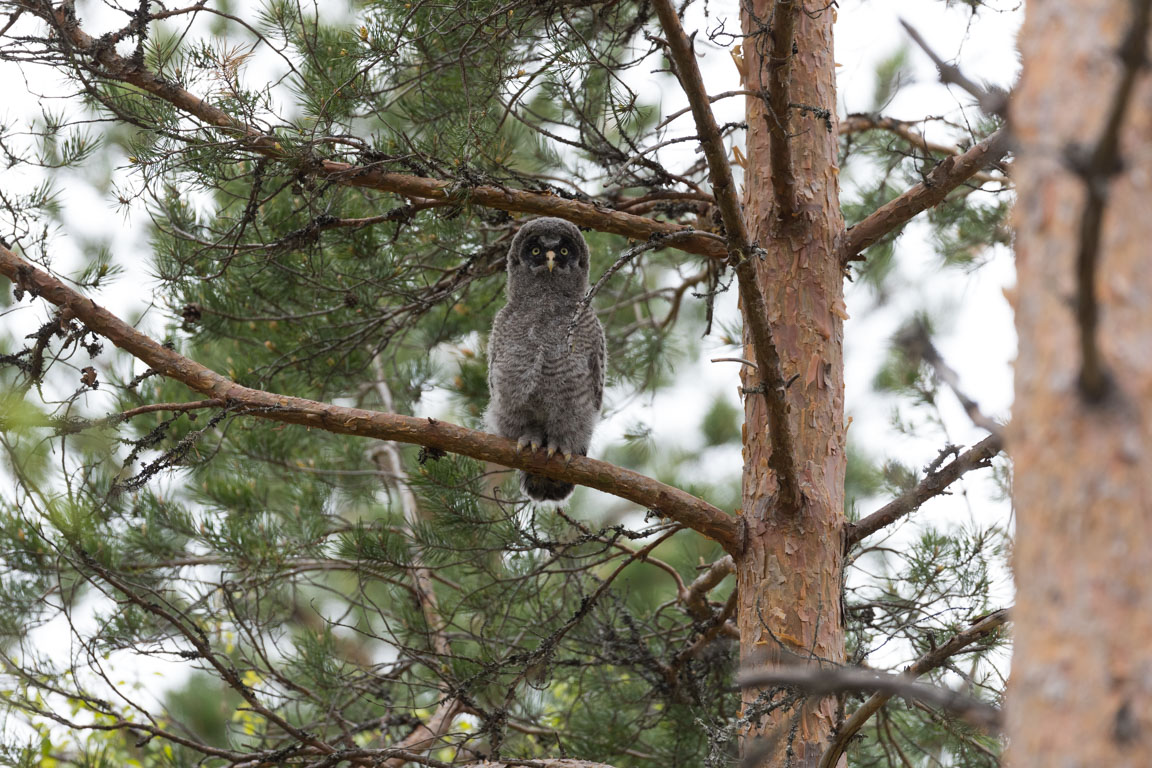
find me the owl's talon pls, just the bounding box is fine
[546,446,557,459]
[516,438,531,453]
[530,441,541,453]
[562,451,574,466]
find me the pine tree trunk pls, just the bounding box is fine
[1009,0,1152,762]
[737,3,847,765]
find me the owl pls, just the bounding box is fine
[486,217,606,502]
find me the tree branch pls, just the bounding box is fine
[0,399,226,434]
[765,0,799,222]
[738,653,1004,735]
[845,434,1003,548]
[839,114,1010,184]
[841,129,1010,262]
[76,550,351,763]
[817,608,1010,768]
[651,0,801,510]
[899,20,1009,117]
[367,375,465,766]
[20,1,725,259]
[0,245,741,554]
[680,554,735,620]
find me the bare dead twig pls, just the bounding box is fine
[566,229,717,350]
[710,357,757,370]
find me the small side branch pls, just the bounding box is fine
[846,434,1003,548]
[651,0,801,510]
[0,244,741,554]
[680,554,735,620]
[1,399,225,435]
[840,113,1010,184]
[841,129,1010,262]
[1069,0,1152,402]
[817,609,1010,768]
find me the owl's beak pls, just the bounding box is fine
[545,250,555,272]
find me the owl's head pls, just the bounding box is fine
[506,217,590,299]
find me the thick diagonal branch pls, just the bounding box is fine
[652,0,800,509]
[0,245,741,554]
[841,129,1010,262]
[817,608,1010,768]
[846,434,1003,548]
[19,2,724,259]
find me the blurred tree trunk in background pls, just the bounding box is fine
[1010,0,1152,762]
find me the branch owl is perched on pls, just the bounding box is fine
[487,218,606,502]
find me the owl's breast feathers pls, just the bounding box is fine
[491,302,602,408]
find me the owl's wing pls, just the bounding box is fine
[588,318,606,411]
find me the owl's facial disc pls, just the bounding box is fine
[527,235,575,274]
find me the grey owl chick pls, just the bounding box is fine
[486,217,606,502]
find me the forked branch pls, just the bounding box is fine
[0,245,741,554]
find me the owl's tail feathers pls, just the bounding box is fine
[520,472,575,502]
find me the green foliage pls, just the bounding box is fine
[700,394,740,447]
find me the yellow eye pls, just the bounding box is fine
[531,248,540,255]
[560,247,568,255]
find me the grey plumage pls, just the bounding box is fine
[486,217,606,502]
